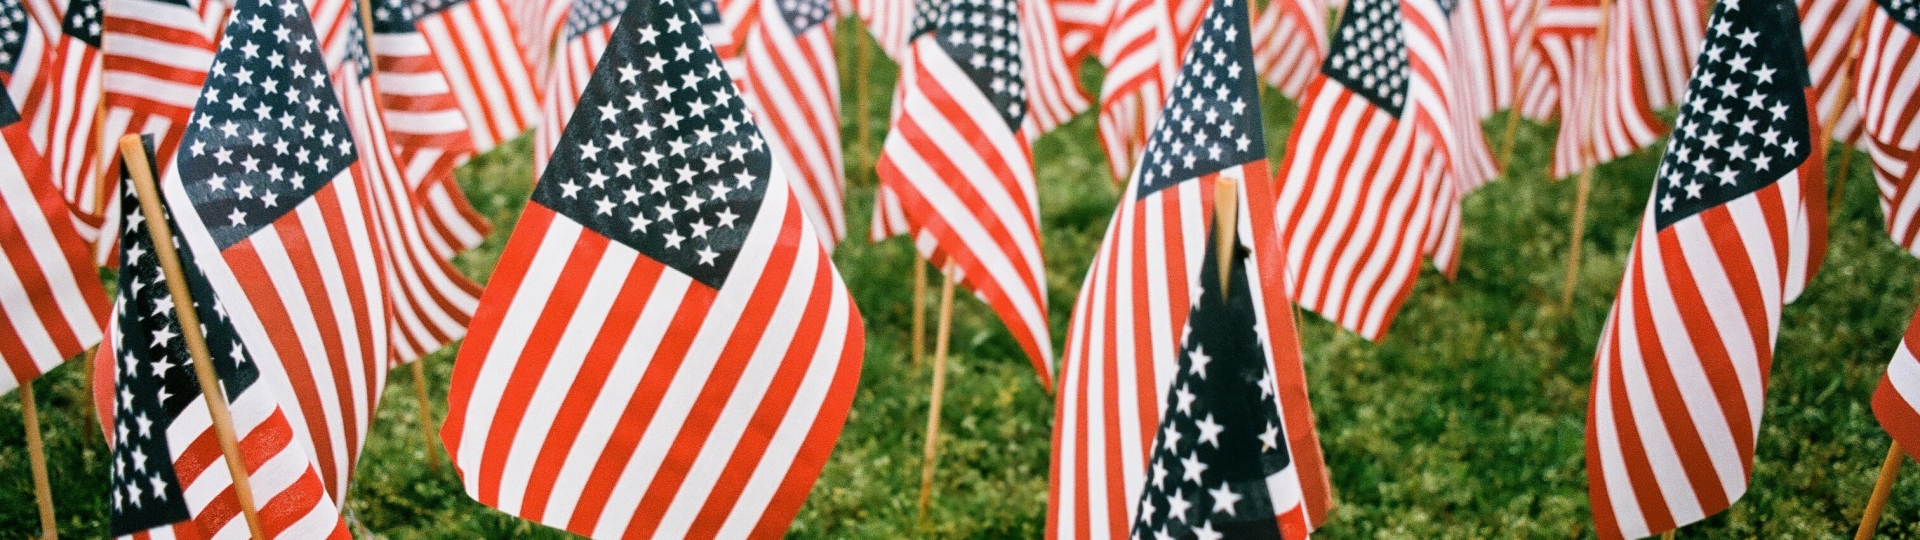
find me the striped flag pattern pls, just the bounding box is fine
[1538,0,1665,179]
[1269,0,1488,341]
[1873,304,1920,461]
[0,34,107,391]
[1856,0,1920,256]
[1049,0,1332,534]
[1799,0,1868,148]
[1094,0,1182,183]
[1452,0,1519,120]
[1585,1,1827,536]
[875,0,1056,386]
[159,0,392,503]
[1623,0,1703,110]
[1053,0,1111,62]
[24,0,108,228]
[96,158,349,540]
[854,0,915,58]
[533,0,620,175]
[415,0,540,153]
[741,0,846,245]
[368,0,496,262]
[439,0,864,534]
[1251,0,1327,99]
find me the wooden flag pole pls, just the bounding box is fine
[1498,0,1547,170]
[120,135,268,540]
[1561,0,1614,311]
[21,382,58,540]
[410,360,442,472]
[911,259,927,365]
[1660,531,1675,540]
[916,262,958,520]
[1855,442,1906,540]
[1826,13,1871,217]
[854,24,875,177]
[1215,179,1238,292]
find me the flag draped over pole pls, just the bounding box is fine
[438,0,865,534]
[740,0,846,246]
[22,0,108,231]
[533,0,626,174]
[156,0,392,503]
[1250,0,1327,99]
[875,0,1059,388]
[96,153,350,540]
[1093,0,1186,184]
[1874,305,1920,460]
[1798,0,1867,148]
[1584,0,1826,536]
[1856,0,1920,254]
[1049,0,1330,533]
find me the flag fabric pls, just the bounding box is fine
[1126,207,1321,540]
[533,0,623,175]
[875,0,1056,386]
[438,0,865,535]
[1054,0,1110,62]
[854,0,915,58]
[1050,0,1332,534]
[1251,0,1327,99]
[1451,0,1520,120]
[0,11,107,391]
[1856,0,1920,256]
[1585,1,1827,536]
[96,158,349,540]
[1799,0,1867,148]
[1535,0,1665,179]
[510,0,571,82]
[1625,0,1703,111]
[367,0,496,262]
[23,0,109,229]
[1874,304,1920,461]
[1268,0,1491,341]
[1093,0,1186,184]
[157,0,392,503]
[741,0,846,245]
[413,0,540,154]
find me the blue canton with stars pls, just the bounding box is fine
[1650,0,1810,231]
[371,0,417,34]
[773,0,830,33]
[63,0,102,46]
[1134,0,1265,199]
[0,0,26,126]
[109,139,266,537]
[1873,0,1920,34]
[175,0,359,249]
[929,0,1024,129]
[413,0,472,17]
[1131,224,1295,540]
[532,0,772,289]
[566,0,624,40]
[1321,0,1409,116]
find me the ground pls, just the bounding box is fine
[6,23,1920,539]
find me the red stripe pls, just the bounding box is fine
[443,206,560,452]
[1874,372,1920,456]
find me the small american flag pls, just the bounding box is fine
[438,0,865,535]
[1450,0,1521,121]
[1799,0,1868,148]
[99,156,349,540]
[1127,216,1321,540]
[876,0,1056,387]
[1051,0,1331,534]
[412,0,540,154]
[23,0,109,228]
[1250,0,1326,99]
[1857,0,1920,255]
[740,0,846,245]
[1094,0,1186,184]
[1622,0,1704,111]
[0,33,107,391]
[1052,0,1109,62]
[1269,0,1487,341]
[157,0,392,503]
[367,0,497,261]
[1585,1,1826,536]
[1873,304,1920,464]
[855,0,916,58]
[1536,0,1666,179]
[532,0,622,175]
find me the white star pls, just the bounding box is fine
[1161,422,1183,452]
[1753,153,1773,171]
[1208,483,1242,516]
[595,197,615,215]
[629,212,653,232]
[598,104,620,122]
[716,207,741,228]
[1685,180,1704,199]
[1166,489,1192,523]
[560,180,583,198]
[1196,415,1224,448]
[664,230,687,249]
[690,219,713,239]
[618,65,641,83]
[1188,345,1212,379]
[130,446,148,471]
[1754,65,1776,84]
[1175,385,1196,415]
[1192,521,1223,540]
[1152,459,1169,488]
[1180,452,1207,484]
[697,247,719,265]
[579,140,602,161]
[227,208,247,227]
[1259,423,1279,451]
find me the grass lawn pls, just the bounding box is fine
[7,22,1920,539]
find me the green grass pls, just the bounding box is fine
[8,24,1920,538]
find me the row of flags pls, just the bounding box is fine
[6,0,1920,535]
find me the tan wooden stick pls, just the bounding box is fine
[410,360,442,472]
[911,259,927,365]
[1660,531,1675,540]
[1855,442,1906,540]
[1498,0,1547,170]
[855,25,874,178]
[121,134,267,540]
[1561,0,1614,311]
[916,262,958,520]
[21,382,58,540]
[1215,179,1238,293]
[1827,13,1871,216]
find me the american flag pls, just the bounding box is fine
[1026,0,1094,135]
[1269,0,1489,341]
[156,0,392,504]
[1094,0,1187,184]
[22,0,108,229]
[533,0,623,175]
[875,0,1056,386]
[1126,210,1322,540]
[1874,304,1920,464]
[1799,0,1868,149]
[1536,0,1665,179]
[1623,0,1703,111]
[1856,0,1920,255]
[413,0,540,154]
[98,156,349,540]
[1053,0,1109,62]
[0,36,107,391]
[1585,1,1827,536]
[854,0,916,58]
[741,0,846,245]
[367,0,498,262]
[1251,0,1326,99]
[438,0,865,535]
[1450,0,1520,121]
[1050,0,1332,534]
